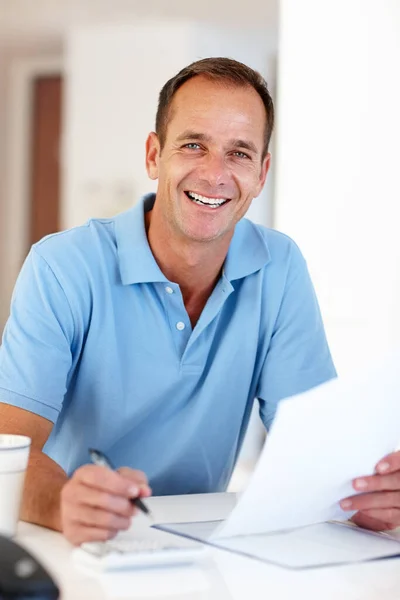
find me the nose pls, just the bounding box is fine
[199,152,231,188]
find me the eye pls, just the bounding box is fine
[233,151,251,159]
[183,143,201,150]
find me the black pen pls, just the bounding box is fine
[89,448,153,520]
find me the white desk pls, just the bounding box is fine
[15,493,400,600]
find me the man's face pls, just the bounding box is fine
[146,76,271,243]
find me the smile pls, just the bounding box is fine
[185,191,230,208]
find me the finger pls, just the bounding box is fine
[137,484,152,498]
[70,505,132,531]
[375,450,400,475]
[352,471,400,493]
[67,485,137,518]
[341,491,400,512]
[355,508,400,529]
[74,465,141,498]
[65,526,118,547]
[351,512,393,531]
[117,467,148,485]
[117,467,152,497]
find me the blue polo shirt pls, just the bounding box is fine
[0,194,336,495]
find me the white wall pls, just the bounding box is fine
[275,0,400,375]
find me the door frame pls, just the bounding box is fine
[4,55,63,310]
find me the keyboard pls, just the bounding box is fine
[72,528,206,571]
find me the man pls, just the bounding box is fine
[0,58,398,546]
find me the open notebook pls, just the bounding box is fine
[154,519,400,570]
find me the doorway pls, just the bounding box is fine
[29,75,63,246]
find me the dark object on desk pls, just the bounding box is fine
[0,534,59,599]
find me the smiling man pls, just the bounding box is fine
[2,57,388,547]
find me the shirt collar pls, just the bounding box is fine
[115,193,271,286]
[223,216,271,281]
[115,193,168,285]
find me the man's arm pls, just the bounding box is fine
[0,404,67,531]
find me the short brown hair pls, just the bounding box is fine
[155,57,274,159]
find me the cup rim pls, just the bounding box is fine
[0,434,31,450]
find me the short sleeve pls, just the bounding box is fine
[0,248,74,422]
[257,243,337,429]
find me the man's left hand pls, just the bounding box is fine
[340,451,400,531]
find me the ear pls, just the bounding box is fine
[145,132,161,180]
[255,152,271,197]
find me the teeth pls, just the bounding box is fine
[187,191,228,207]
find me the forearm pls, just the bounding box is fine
[20,447,68,532]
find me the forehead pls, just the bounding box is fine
[166,76,266,147]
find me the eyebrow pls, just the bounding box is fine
[175,130,259,154]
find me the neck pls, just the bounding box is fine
[145,207,232,324]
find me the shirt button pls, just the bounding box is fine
[176,321,185,331]
[165,286,174,294]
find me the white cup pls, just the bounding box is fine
[0,434,31,537]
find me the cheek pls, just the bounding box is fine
[235,169,262,195]
[162,157,196,186]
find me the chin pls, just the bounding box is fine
[183,228,227,243]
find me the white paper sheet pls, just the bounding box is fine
[214,350,400,539]
[146,492,237,525]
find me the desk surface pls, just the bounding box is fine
[15,493,400,600]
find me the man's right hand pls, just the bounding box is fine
[60,465,151,546]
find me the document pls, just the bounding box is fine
[215,350,400,539]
